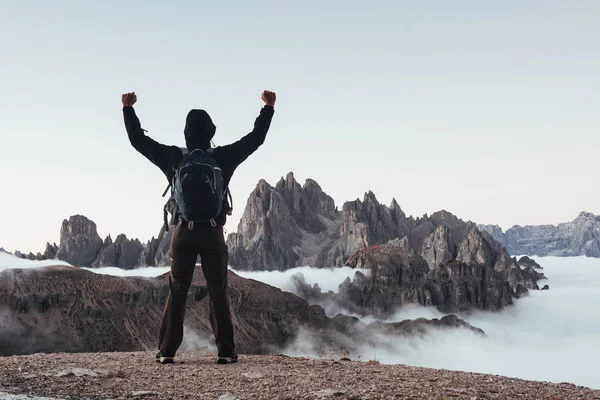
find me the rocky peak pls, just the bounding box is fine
[55,215,103,267]
[255,179,273,202]
[389,198,405,218]
[429,210,473,237]
[302,178,337,220]
[227,172,341,271]
[273,172,337,234]
[103,235,113,247]
[94,234,144,269]
[340,191,399,247]
[43,242,58,260]
[577,211,598,220]
[275,171,299,192]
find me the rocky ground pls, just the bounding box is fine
[0,352,598,400]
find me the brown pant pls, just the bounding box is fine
[158,221,234,356]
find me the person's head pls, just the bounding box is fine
[184,109,216,151]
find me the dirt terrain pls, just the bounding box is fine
[0,351,598,400]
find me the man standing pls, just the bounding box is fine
[122,90,276,364]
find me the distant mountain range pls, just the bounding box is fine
[478,211,600,257]
[0,172,554,357]
[4,173,598,267]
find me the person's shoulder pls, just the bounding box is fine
[166,145,185,165]
[211,146,225,155]
[210,146,230,163]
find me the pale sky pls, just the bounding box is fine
[1,1,598,253]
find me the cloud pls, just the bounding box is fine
[0,253,169,277]
[276,256,600,390]
[180,325,216,353]
[230,265,369,295]
[0,252,71,272]
[81,266,170,278]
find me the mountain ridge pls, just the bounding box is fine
[478,211,600,257]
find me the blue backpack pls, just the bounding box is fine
[162,148,232,229]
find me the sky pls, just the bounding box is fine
[0,1,599,252]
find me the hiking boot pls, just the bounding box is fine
[156,350,175,364]
[216,352,238,365]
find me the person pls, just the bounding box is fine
[121,90,276,364]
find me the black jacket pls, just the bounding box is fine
[123,105,274,226]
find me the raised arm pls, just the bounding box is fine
[218,90,276,168]
[122,92,179,177]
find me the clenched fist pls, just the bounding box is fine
[261,90,276,107]
[122,92,137,107]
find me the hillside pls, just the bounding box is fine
[0,264,484,357]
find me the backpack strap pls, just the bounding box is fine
[161,147,189,231]
[225,187,233,215]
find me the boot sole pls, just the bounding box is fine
[216,357,238,364]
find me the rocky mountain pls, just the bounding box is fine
[54,215,104,266]
[226,173,546,313]
[0,264,482,357]
[228,172,522,272]
[292,235,543,316]
[10,250,45,261]
[478,211,600,257]
[139,226,172,267]
[25,215,150,269]
[93,234,144,268]
[227,172,417,271]
[43,242,58,259]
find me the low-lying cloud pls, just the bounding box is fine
[1,252,598,389]
[0,253,170,277]
[230,265,369,295]
[0,252,71,272]
[180,325,216,353]
[81,266,170,277]
[280,256,600,390]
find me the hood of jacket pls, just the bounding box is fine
[184,109,216,151]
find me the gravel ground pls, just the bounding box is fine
[0,351,598,400]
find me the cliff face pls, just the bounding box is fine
[291,226,543,316]
[226,173,341,271]
[478,211,600,257]
[341,228,540,315]
[54,215,104,266]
